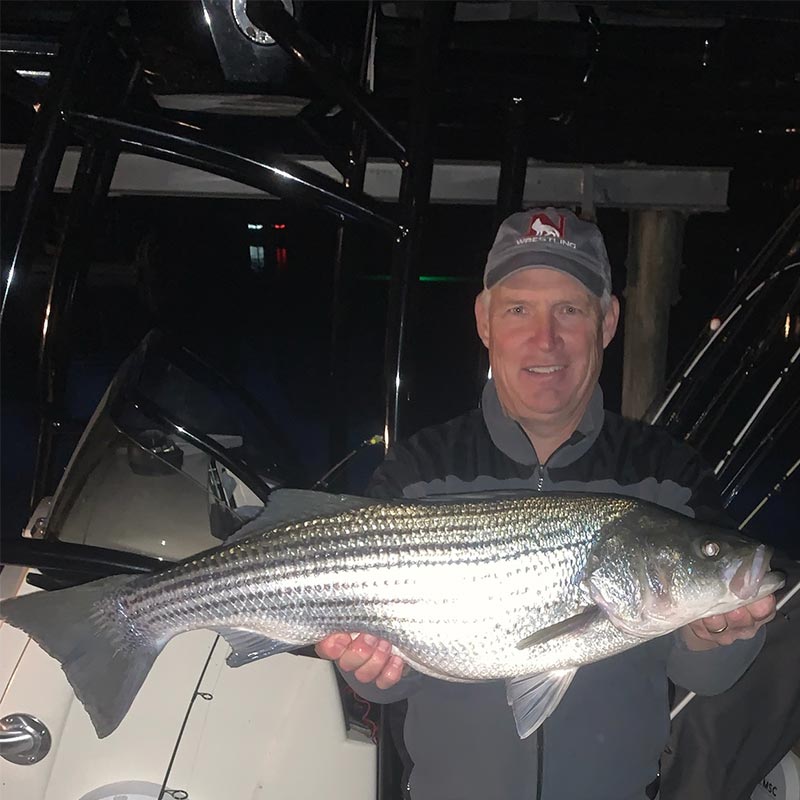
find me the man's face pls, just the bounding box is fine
[475,268,619,433]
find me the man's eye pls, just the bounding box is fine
[508,305,525,314]
[562,305,580,315]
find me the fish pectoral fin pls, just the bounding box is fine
[516,606,602,650]
[506,668,578,739]
[213,627,296,667]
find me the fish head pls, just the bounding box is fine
[583,513,784,638]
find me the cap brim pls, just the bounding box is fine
[485,250,606,296]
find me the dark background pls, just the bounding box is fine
[1,1,799,551]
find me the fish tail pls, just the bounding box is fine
[0,574,162,738]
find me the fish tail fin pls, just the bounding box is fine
[0,575,162,738]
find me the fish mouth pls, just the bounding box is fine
[704,568,785,619]
[729,544,771,601]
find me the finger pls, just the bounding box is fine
[354,639,393,684]
[687,619,723,642]
[701,614,729,635]
[686,619,735,646]
[726,596,777,631]
[338,633,380,672]
[725,607,755,629]
[744,594,777,622]
[376,655,407,690]
[315,632,354,660]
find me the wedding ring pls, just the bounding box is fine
[707,622,728,634]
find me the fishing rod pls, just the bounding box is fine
[686,284,800,450]
[712,344,800,477]
[721,397,800,505]
[652,203,800,426]
[650,261,800,429]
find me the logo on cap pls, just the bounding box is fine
[528,212,565,239]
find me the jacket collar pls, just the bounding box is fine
[481,379,605,467]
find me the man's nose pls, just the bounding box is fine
[528,315,559,349]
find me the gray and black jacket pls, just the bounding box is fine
[344,381,765,800]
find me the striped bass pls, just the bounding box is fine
[0,489,783,739]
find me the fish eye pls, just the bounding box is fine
[701,541,721,558]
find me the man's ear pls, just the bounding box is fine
[475,291,491,349]
[602,295,620,349]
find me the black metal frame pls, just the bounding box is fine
[0,5,458,799]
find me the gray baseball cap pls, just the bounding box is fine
[484,207,612,297]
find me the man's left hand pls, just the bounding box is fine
[680,594,777,651]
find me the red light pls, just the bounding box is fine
[275,247,288,269]
[273,223,286,230]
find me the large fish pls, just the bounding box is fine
[0,489,783,739]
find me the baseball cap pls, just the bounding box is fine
[484,207,612,297]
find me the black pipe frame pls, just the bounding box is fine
[65,110,402,236]
[327,1,376,491]
[383,2,454,447]
[1,537,164,578]
[0,2,118,324]
[30,50,144,508]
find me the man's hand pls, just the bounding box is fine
[315,632,407,689]
[680,594,777,651]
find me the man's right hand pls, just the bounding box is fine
[315,633,407,690]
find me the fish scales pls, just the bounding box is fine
[108,495,636,680]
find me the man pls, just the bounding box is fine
[317,208,777,800]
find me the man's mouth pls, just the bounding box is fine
[524,365,565,374]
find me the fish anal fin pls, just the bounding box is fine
[506,668,578,739]
[516,606,601,650]
[213,627,297,667]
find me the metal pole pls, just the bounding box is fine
[478,95,529,399]
[0,3,117,325]
[328,1,376,485]
[383,2,454,448]
[494,96,528,227]
[65,111,401,235]
[29,45,144,507]
[30,140,122,506]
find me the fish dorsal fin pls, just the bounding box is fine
[516,606,601,650]
[506,668,578,738]
[213,627,297,667]
[227,489,378,542]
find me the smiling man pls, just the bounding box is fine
[317,208,776,800]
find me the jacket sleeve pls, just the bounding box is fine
[664,442,766,692]
[364,441,422,500]
[666,627,766,694]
